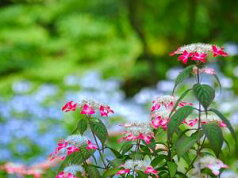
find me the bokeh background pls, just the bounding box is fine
[0,0,238,177]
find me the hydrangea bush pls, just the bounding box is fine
[2,43,236,178]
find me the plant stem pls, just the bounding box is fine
[185,136,206,175]
[196,66,202,175]
[91,130,107,168]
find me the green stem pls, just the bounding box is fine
[91,130,107,168]
[185,136,206,175]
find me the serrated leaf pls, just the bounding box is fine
[202,123,223,156]
[169,88,192,118]
[77,118,88,134]
[210,108,237,144]
[168,106,194,138]
[193,84,215,110]
[172,65,194,94]
[90,119,108,144]
[167,161,177,178]
[85,165,101,178]
[103,168,120,178]
[175,131,202,156]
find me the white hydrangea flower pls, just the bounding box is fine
[153,95,177,106]
[176,43,213,54]
[65,135,88,147]
[78,99,101,108]
[201,113,221,123]
[123,160,149,170]
[151,109,170,119]
[123,122,152,136]
[64,164,84,175]
[191,156,228,176]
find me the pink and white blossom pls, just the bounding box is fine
[170,43,228,64]
[192,156,228,176]
[116,160,159,177]
[119,123,154,144]
[62,101,77,112]
[212,45,228,57]
[49,135,97,161]
[62,99,114,117]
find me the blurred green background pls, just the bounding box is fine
[1,0,238,95]
[0,0,238,177]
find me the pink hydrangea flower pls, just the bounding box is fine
[151,95,193,112]
[191,52,207,63]
[151,116,168,130]
[116,169,130,175]
[119,123,154,144]
[212,45,228,57]
[194,156,228,176]
[192,66,216,75]
[66,146,80,155]
[144,166,158,175]
[80,104,95,115]
[170,43,228,64]
[62,100,114,117]
[183,118,198,127]
[62,101,77,112]
[56,172,78,178]
[86,140,97,150]
[178,51,193,64]
[99,105,114,117]
[116,160,159,177]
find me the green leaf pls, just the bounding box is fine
[137,171,148,178]
[77,118,88,134]
[167,161,177,178]
[175,131,202,156]
[210,108,237,144]
[107,146,122,158]
[172,65,194,94]
[169,88,192,118]
[202,123,223,156]
[103,168,120,178]
[120,142,133,155]
[168,106,194,138]
[85,165,101,178]
[90,119,108,144]
[193,84,215,110]
[109,158,124,168]
[213,74,222,93]
[151,155,167,167]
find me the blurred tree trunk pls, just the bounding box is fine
[122,0,158,97]
[125,0,157,81]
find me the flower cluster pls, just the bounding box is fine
[119,122,154,144]
[62,99,114,117]
[49,135,97,161]
[56,165,83,178]
[170,43,228,64]
[0,159,59,178]
[116,160,158,177]
[192,156,228,176]
[151,95,193,130]
[200,113,227,127]
[192,66,216,75]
